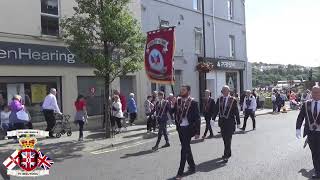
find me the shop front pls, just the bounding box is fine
[198,57,246,100]
[0,40,100,126]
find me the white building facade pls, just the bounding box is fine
[141,0,252,101]
[0,0,148,127]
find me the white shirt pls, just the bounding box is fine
[243,96,257,111]
[42,93,61,113]
[112,101,123,118]
[221,96,229,110]
[311,100,320,115]
[1,111,10,124]
[180,117,189,127]
[271,95,276,102]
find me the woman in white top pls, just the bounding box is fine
[111,95,123,132]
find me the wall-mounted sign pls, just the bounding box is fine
[198,57,246,70]
[0,41,87,66]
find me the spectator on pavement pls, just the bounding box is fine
[127,93,137,126]
[111,95,123,133]
[271,93,277,113]
[42,88,62,138]
[114,90,126,113]
[259,94,265,109]
[1,105,10,140]
[74,95,88,141]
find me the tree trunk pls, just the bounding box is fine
[104,74,111,138]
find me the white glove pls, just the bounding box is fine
[296,129,301,139]
[237,124,240,129]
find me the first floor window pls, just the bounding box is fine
[229,35,236,58]
[195,28,203,55]
[41,16,59,36]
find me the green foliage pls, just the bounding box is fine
[60,0,145,83]
[252,62,311,87]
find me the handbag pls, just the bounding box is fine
[16,110,30,121]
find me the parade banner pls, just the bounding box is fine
[145,27,175,84]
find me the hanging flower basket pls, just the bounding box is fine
[196,62,214,73]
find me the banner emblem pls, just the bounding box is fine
[145,27,175,84]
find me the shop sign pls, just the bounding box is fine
[0,41,86,66]
[198,57,246,70]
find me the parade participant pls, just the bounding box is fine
[151,91,158,131]
[241,90,257,131]
[172,85,200,180]
[144,96,154,133]
[296,85,320,179]
[202,89,216,139]
[152,91,171,151]
[42,88,62,138]
[213,85,241,163]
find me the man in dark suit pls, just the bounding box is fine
[172,85,201,180]
[213,85,241,163]
[296,85,320,179]
[152,91,171,151]
[202,89,216,139]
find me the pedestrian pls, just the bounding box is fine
[152,91,171,151]
[241,90,257,131]
[74,95,88,141]
[296,85,320,179]
[167,93,175,127]
[151,91,158,131]
[213,85,241,163]
[144,96,154,133]
[276,92,282,113]
[111,95,123,133]
[172,85,201,180]
[202,89,216,139]
[1,105,10,140]
[271,92,277,113]
[127,93,137,126]
[9,95,29,141]
[259,94,265,109]
[42,88,62,138]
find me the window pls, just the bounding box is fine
[41,0,60,36]
[77,77,105,116]
[195,28,203,55]
[173,70,183,95]
[227,0,234,20]
[193,0,201,11]
[229,35,236,58]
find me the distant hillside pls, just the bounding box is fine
[251,62,315,87]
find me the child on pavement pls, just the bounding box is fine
[1,105,11,140]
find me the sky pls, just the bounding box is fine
[246,0,320,67]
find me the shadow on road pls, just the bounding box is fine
[298,168,315,179]
[190,139,205,144]
[196,157,226,173]
[120,149,155,159]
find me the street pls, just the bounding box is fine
[0,111,315,180]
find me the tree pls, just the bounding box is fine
[61,0,145,138]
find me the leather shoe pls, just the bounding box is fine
[152,146,158,151]
[186,167,196,175]
[161,143,170,148]
[175,175,182,180]
[312,174,320,179]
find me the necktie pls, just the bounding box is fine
[314,101,318,118]
[223,97,226,112]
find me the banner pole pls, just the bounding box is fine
[171,84,175,96]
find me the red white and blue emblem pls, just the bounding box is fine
[18,149,38,172]
[38,151,54,170]
[149,49,165,73]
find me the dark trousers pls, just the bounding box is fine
[78,121,84,138]
[272,102,277,112]
[221,126,233,158]
[111,116,122,128]
[177,126,195,176]
[129,113,137,124]
[146,115,153,131]
[308,131,320,174]
[203,117,213,137]
[43,109,56,136]
[242,109,256,130]
[277,103,282,112]
[155,121,169,146]
[149,116,157,131]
